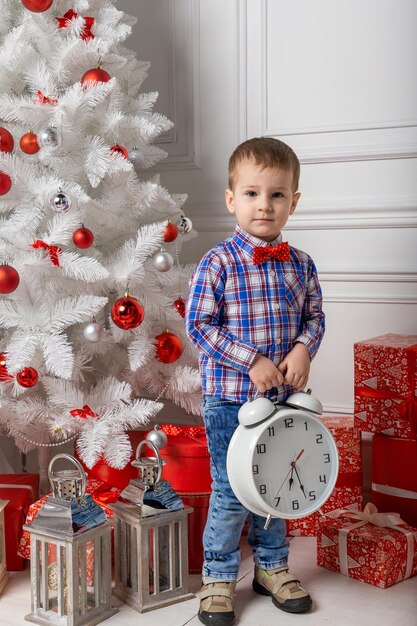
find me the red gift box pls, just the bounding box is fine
[317,503,417,588]
[354,334,417,438]
[19,477,120,583]
[287,416,362,537]
[371,434,417,526]
[0,473,39,571]
[159,425,211,493]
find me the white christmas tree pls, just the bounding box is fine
[0,0,200,470]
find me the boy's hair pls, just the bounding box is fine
[228,137,300,192]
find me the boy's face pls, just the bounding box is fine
[225,159,300,242]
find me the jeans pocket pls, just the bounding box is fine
[203,397,240,410]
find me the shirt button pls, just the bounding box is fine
[274,303,280,311]
[269,270,276,277]
[276,338,281,344]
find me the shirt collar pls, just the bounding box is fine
[232,224,283,258]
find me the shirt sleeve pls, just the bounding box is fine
[293,257,325,359]
[185,252,259,373]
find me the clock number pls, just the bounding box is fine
[284,417,294,428]
[274,496,281,508]
[252,464,259,475]
[319,474,327,484]
[267,426,275,437]
[304,421,308,431]
[316,433,323,444]
[259,484,267,495]
[323,453,330,463]
[292,500,300,510]
[309,490,316,501]
[256,443,266,454]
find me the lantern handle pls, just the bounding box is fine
[48,453,87,496]
[133,440,163,484]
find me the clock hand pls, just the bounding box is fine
[275,449,304,499]
[293,465,307,498]
[288,466,294,491]
[289,448,304,492]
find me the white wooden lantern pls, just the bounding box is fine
[111,440,193,612]
[0,499,8,594]
[24,454,117,626]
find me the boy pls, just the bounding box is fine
[185,137,325,625]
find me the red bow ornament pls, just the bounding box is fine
[70,405,97,419]
[56,9,95,41]
[252,241,290,265]
[32,240,62,267]
[33,91,58,105]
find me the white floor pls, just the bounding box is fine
[1,538,416,626]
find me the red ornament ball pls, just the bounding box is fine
[0,171,12,195]
[0,353,13,382]
[19,131,40,155]
[173,297,186,318]
[155,331,183,363]
[164,222,178,243]
[73,227,94,249]
[0,264,20,293]
[16,366,38,388]
[111,295,144,330]
[81,67,111,88]
[0,127,14,153]
[111,144,128,159]
[21,0,53,12]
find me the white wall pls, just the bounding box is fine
[120,0,417,415]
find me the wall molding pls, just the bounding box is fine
[323,294,417,305]
[150,0,201,171]
[289,131,417,164]
[242,0,417,163]
[322,404,353,415]
[190,196,417,231]
[320,270,417,283]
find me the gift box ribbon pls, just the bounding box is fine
[372,482,417,501]
[355,385,417,435]
[333,503,414,580]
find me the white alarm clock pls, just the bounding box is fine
[226,391,339,526]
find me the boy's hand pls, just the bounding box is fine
[249,354,284,392]
[278,342,310,390]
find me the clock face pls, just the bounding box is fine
[249,412,338,518]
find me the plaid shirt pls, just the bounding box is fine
[185,225,325,403]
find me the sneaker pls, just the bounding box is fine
[252,565,312,613]
[198,579,236,626]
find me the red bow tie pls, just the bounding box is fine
[252,241,290,265]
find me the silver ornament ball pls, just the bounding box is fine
[38,127,62,150]
[128,147,146,172]
[50,191,71,213]
[83,322,104,343]
[146,427,168,450]
[154,250,174,272]
[178,215,193,234]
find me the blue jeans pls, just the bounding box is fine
[202,396,289,580]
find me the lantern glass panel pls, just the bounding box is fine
[44,544,67,616]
